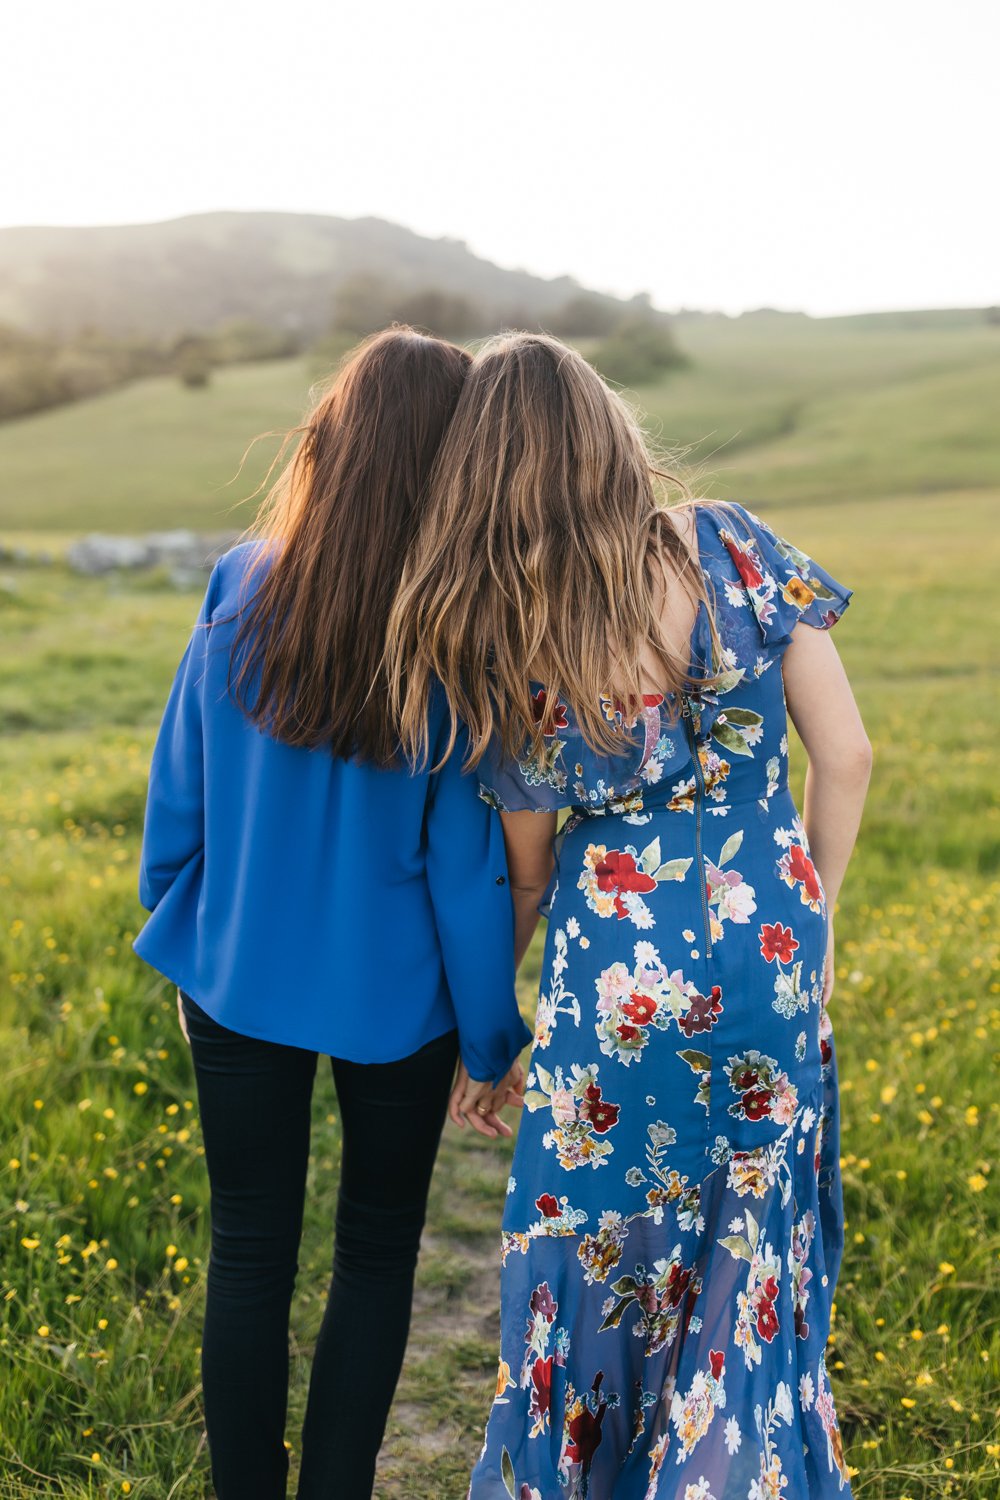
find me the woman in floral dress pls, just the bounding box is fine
[390,333,872,1499]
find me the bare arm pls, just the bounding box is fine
[500,810,558,968]
[782,623,872,1001]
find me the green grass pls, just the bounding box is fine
[2,314,1000,533]
[0,360,317,533]
[0,315,998,1495]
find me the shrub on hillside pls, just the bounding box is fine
[590,314,688,387]
[546,293,622,337]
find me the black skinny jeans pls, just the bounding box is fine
[179,993,459,1500]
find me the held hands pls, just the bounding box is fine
[449,1059,526,1140]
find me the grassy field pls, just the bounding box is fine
[1,318,998,1497]
[2,312,1000,531]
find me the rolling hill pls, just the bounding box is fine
[0,310,997,533]
[0,211,632,341]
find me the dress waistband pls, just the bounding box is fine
[566,778,792,821]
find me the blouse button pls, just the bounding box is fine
[495,875,506,886]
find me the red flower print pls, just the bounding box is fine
[664,1262,691,1307]
[795,1304,810,1340]
[820,1036,832,1065]
[529,1355,552,1420]
[602,693,664,730]
[732,1065,760,1092]
[623,991,658,1025]
[742,1088,773,1120]
[565,1402,606,1466]
[787,844,823,905]
[616,1023,642,1044]
[722,534,764,589]
[678,984,723,1037]
[759,922,799,964]
[762,1274,779,1301]
[531,688,568,737]
[529,1282,557,1322]
[709,1349,725,1381]
[756,1297,779,1342]
[535,1193,561,1219]
[594,850,657,919]
[583,1083,620,1135]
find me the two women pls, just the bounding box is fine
[137,328,870,1498]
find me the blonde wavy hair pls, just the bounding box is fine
[387,331,720,770]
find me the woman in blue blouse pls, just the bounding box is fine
[134,328,530,1500]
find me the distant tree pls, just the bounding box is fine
[331,274,404,336]
[212,319,301,363]
[984,306,1000,326]
[590,314,688,388]
[546,294,621,338]
[394,288,479,338]
[173,335,214,389]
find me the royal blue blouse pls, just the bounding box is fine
[133,543,531,1083]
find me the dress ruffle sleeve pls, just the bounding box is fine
[712,501,853,649]
[477,688,579,814]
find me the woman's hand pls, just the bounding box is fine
[822,920,835,1008]
[177,989,190,1043]
[449,1059,525,1139]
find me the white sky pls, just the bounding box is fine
[3,0,997,316]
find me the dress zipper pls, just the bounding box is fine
[684,707,713,959]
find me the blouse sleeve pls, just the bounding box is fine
[425,708,533,1085]
[138,561,222,911]
[477,689,578,814]
[719,502,853,648]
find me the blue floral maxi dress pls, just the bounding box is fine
[470,503,855,1500]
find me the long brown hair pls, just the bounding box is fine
[230,326,471,765]
[387,331,720,769]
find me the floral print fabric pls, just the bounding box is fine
[471,503,854,1499]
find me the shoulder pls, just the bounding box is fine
[688,497,759,542]
[205,540,275,621]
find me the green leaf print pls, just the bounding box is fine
[677,1049,712,1073]
[534,1064,555,1094]
[805,575,838,601]
[718,1234,754,1262]
[721,707,763,728]
[501,1446,517,1498]
[653,857,693,882]
[718,830,744,866]
[712,721,755,758]
[638,836,662,875]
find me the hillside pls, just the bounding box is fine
[0,310,998,532]
[0,211,627,341]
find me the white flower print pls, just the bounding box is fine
[724,1415,742,1454]
[773,1380,794,1424]
[799,1371,815,1409]
[683,1480,718,1500]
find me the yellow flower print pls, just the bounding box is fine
[782,575,816,609]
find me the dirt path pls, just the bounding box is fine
[374,1125,513,1499]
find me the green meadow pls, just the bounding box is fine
[1,314,998,1497]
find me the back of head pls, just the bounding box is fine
[388,331,702,768]
[231,326,471,765]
